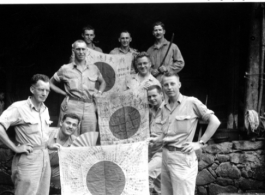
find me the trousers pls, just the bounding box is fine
[58,97,97,135]
[161,148,198,195]
[12,148,51,195]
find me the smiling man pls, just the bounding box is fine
[82,25,102,53]
[50,40,106,135]
[127,52,160,90]
[147,85,164,195]
[48,113,80,191]
[150,72,220,195]
[0,74,51,195]
[147,21,185,81]
[110,30,138,73]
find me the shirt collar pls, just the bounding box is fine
[72,61,89,69]
[54,130,74,146]
[133,73,154,82]
[164,93,183,109]
[27,97,46,112]
[153,38,169,49]
[118,47,133,54]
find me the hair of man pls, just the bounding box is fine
[72,39,86,49]
[31,74,50,86]
[135,51,151,63]
[161,71,180,84]
[82,25,95,34]
[62,113,81,124]
[119,30,131,37]
[152,21,166,30]
[147,84,162,94]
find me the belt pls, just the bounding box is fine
[33,143,48,150]
[164,145,183,151]
[69,97,93,103]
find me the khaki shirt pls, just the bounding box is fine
[47,128,76,166]
[110,47,138,74]
[53,61,102,101]
[88,43,103,53]
[0,97,51,146]
[149,101,165,156]
[147,38,184,73]
[127,73,161,90]
[150,101,165,136]
[161,93,213,148]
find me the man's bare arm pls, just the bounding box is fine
[50,76,67,96]
[97,73,106,93]
[0,125,33,154]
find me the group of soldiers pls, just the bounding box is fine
[0,21,220,195]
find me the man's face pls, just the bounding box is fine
[60,117,79,136]
[153,25,165,40]
[162,76,181,98]
[31,80,50,104]
[136,56,151,76]
[73,42,87,62]
[82,30,95,44]
[119,32,132,47]
[148,88,163,107]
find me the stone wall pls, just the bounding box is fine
[196,141,265,195]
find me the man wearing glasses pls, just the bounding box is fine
[0,74,52,195]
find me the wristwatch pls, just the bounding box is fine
[98,90,102,94]
[199,140,205,146]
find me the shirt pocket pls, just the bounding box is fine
[174,115,192,134]
[21,118,39,135]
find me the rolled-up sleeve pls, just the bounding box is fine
[0,106,21,130]
[191,97,214,122]
[53,66,65,83]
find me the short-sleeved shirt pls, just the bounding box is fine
[147,38,184,73]
[47,128,76,166]
[88,43,103,53]
[0,97,51,146]
[110,47,138,56]
[53,62,102,101]
[127,73,161,90]
[161,93,213,148]
[149,102,165,156]
[110,47,139,74]
[150,101,165,136]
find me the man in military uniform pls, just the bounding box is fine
[110,30,138,74]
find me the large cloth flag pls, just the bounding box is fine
[59,141,149,195]
[95,89,149,145]
[85,48,132,93]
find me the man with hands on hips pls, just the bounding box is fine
[0,74,52,195]
[149,72,220,195]
[50,40,106,135]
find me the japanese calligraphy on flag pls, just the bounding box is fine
[59,141,149,195]
[95,89,149,145]
[85,48,132,93]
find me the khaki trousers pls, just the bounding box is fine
[12,149,51,195]
[161,148,198,195]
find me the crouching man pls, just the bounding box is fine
[47,113,80,190]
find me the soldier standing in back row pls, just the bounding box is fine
[147,21,185,81]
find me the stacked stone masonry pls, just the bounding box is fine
[196,141,265,195]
